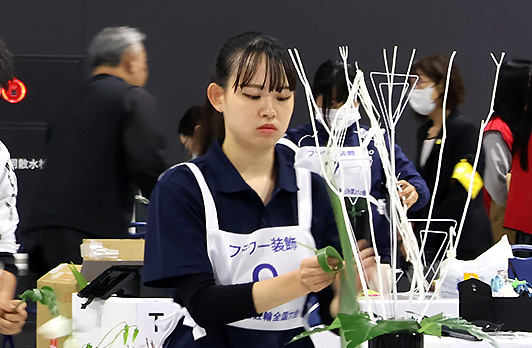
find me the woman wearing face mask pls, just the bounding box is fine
[284,60,429,266]
[409,54,492,263]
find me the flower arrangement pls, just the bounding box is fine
[287,46,505,348]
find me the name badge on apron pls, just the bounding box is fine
[294,146,372,197]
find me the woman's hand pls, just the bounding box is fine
[0,300,27,335]
[299,256,338,293]
[398,180,419,209]
[356,239,377,291]
[329,240,377,317]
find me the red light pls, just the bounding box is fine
[1,79,27,104]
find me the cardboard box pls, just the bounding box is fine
[81,239,145,282]
[36,263,82,348]
[81,239,145,261]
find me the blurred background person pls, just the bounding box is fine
[409,54,492,263]
[178,105,203,159]
[0,36,28,336]
[21,27,179,277]
[284,60,430,266]
[483,59,532,244]
[504,61,532,246]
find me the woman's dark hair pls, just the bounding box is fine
[198,32,297,155]
[509,60,532,172]
[411,54,466,111]
[0,37,14,88]
[213,31,297,93]
[312,60,355,118]
[178,105,203,137]
[494,59,532,137]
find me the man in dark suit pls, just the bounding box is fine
[21,27,179,277]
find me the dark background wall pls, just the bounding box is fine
[2,1,531,157]
[0,2,529,345]
[0,0,530,226]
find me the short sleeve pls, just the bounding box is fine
[143,166,213,288]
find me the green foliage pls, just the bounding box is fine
[338,313,420,348]
[420,314,500,348]
[68,262,88,289]
[19,286,58,317]
[291,312,500,348]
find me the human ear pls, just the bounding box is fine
[193,124,201,136]
[121,51,136,73]
[207,83,225,113]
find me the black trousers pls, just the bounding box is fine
[24,226,96,278]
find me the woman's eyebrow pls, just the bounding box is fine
[242,84,290,90]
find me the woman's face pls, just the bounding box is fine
[213,59,294,150]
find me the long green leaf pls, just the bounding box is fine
[69,262,88,289]
[289,318,342,343]
[327,187,359,315]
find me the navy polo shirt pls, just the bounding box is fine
[143,140,340,348]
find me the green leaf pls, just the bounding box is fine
[327,187,359,315]
[132,328,139,342]
[316,246,344,273]
[289,318,342,343]
[123,325,129,345]
[19,287,59,317]
[419,313,444,337]
[438,317,500,348]
[338,313,419,348]
[69,262,88,289]
[20,289,42,303]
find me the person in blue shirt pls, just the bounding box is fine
[143,33,375,348]
[284,60,430,264]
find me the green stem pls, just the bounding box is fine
[95,321,127,348]
[326,186,360,348]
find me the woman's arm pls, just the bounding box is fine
[483,131,511,206]
[175,256,336,329]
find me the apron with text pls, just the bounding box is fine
[185,162,317,331]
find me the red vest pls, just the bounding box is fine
[505,136,532,234]
[483,116,513,214]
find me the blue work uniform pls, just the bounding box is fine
[143,140,340,348]
[284,122,430,263]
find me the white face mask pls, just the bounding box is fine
[409,86,436,115]
[317,105,361,131]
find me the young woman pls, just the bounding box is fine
[284,60,429,265]
[504,62,532,245]
[408,54,492,262]
[483,60,532,244]
[178,105,203,159]
[143,32,365,348]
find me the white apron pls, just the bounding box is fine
[183,162,317,333]
[278,134,373,198]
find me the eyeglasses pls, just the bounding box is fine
[180,136,191,154]
[414,79,435,89]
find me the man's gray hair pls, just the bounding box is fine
[88,27,146,69]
